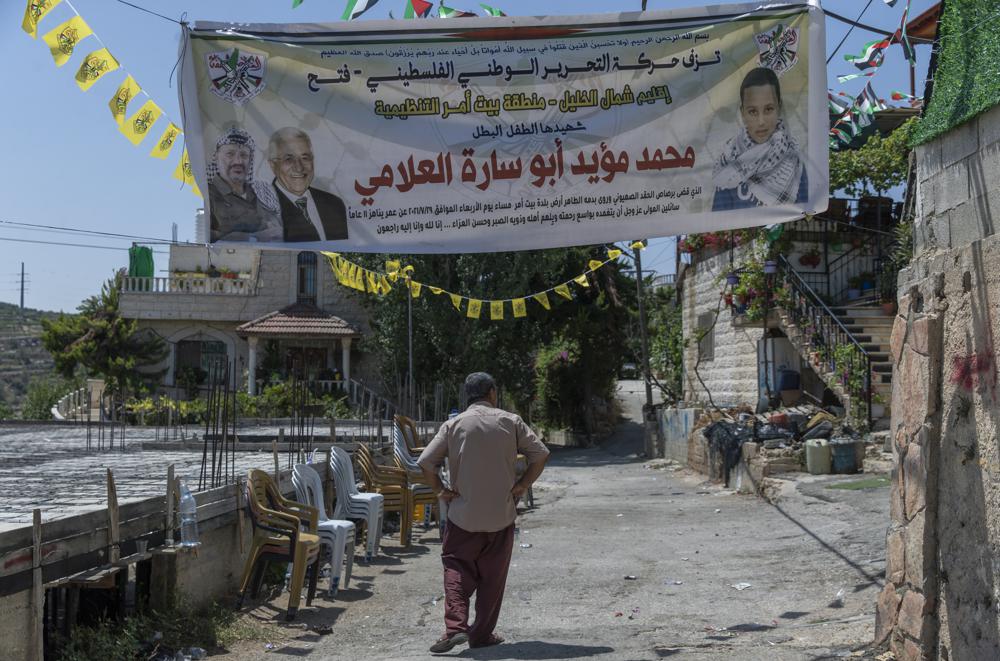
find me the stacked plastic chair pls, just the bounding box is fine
[292,463,355,597]
[394,414,427,453]
[329,446,384,561]
[354,444,413,546]
[238,469,321,620]
[391,423,442,531]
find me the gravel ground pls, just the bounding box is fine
[222,385,891,661]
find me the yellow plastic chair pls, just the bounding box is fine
[238,469,322,620]
[394,414,427,454]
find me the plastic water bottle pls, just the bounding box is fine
[448,408,459,419]
[178,482,200,548]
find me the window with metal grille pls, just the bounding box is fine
[697,311,714,362]
[297,251,317,305]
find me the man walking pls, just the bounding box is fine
[418,372,549,653]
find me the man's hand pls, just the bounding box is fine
[438,488,459,503]
[510,481,528,501]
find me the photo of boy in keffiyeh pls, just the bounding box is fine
[712,67,808,211]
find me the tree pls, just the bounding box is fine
[348,246,636,431]
[646,285,683,401]
[20,377,67,420]
[830,117,916,197]
[41,270,167,394]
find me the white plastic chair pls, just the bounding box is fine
[292,463,355,597]
[330,446,384,561]
[393,424,447,532]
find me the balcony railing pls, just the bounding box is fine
[121,276,256,296]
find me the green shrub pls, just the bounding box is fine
[21,376,71,420]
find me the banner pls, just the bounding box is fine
[179,1,827,251]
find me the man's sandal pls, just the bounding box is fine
[429,631,469,654]
[470,633,505,648]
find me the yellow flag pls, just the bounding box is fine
[588,260,604,271]
[109,75,140,125]
[172,148,195,185]
[630,239,647,250]
[574,274,590,288]
[366,270,378,293]
[43,16,92,67]
[490,301,504,320]
[385,260,401,281]
[554,284,572,300]
[607,248,622,260]
[467,299,483,319]
[149,123,181,159]
[191,182,202,198]
[429,286,443,295]
[74,47,119,91]
[120,99,162,146]
[379,275,392,295]
[23,0,62,38]
[533,292,551,310]
[450,293,463,311]
[410,281,422,298]
[353,266,366,291]
[512,298,527,318]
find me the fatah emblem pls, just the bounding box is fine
[133,110,154,135]
[80,55,108,81]
[160,129,178,151]
[755,24,800,76]
[57,26,79,56]
[28,1,52,22]
[114,88,133,117]
[205,48,266,105]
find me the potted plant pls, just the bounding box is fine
[193,265,205,278]
[858,272,875,291]
[881,299,897,316]
[724,292,733,306]
[798,247,821,268]
[220,267,237,280]
[207,264,221,278]
[726,271,740,285]
[763,260,777,274]
[846,275,862,301]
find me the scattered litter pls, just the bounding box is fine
[830,587,846,608]
[616,513,624,517]
[664,579,684,585]
[313,625,333,636]
[264,643,276,652]
[519,543,533,549]
[681,557,689,561]
[422,594,444,606]
[628,607,641,620]
[614,611,624,617]
[624,575,638,580]
[731,582,753,591]
[714,508,721,513]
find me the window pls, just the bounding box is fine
[297,252,317,305]
[696,312,714,362]
[175,339,227,380]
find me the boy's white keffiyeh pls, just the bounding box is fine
[713,120,804,206]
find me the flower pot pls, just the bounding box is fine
[881,301,897,316]
[764,260,777,275]
[726,273,740,285]
[847,288,861,300]
[860,280,874,291]
[724,293,733,306]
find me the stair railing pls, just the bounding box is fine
[777,255,872,428]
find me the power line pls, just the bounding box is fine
[0,236,166,253]
[111,0,182,25]
[0,220,174,244]
[827,0,876,65]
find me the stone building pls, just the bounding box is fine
[119,242,372,395]
[874,6,1000,657]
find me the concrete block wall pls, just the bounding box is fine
[681,246,762,408]
[877,106,1000,660]
[658,407,701,465]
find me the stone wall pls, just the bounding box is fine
[681,246,763,408]
[876,103,1000,660]
[658,407,701,464]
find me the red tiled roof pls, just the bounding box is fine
[906,3,940,44]
[236,302,361,338]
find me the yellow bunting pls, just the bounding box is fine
[385,260,401,280]
[74,47,118,91]
[512,298,527,318]
[172,148,195,185]
[379,275,392,295]
[533,292,551,310]
[574,274,590,288]
[450,293,463,311]
[466,299,482,319]
[490,300,504,320]
[554,284,572,300]
[109,75,140,125]
[588,260,604,271]
[402,265,415,277]
[429,286,443,295]
[366,270,378,293]
[191,182,202,198]
[410,281,422,298]
[43,15,92,67]
[22,0,63,38]
[120,99,162,145]
[607,248,622,260]
[149,122,181,159]
[629,239,647,250]
[353,266,365,291]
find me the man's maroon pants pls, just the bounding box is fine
[441,520,515,645]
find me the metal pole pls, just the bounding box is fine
[634,245,654,413]
[19,262,25,313]
[407,277,414,413]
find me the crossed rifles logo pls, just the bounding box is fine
[113,88,133,119]
[159,129,178,152]
[132,110,154,135]
[28,1,52,22]
[57,26,80,56]
[79,54,109,81]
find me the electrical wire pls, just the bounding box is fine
[827,0,876,64]
[0,236,167,253]
[112,0,182,25]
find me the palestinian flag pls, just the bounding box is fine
[883,0,898,6]
[891,90,923,107]
[479,3,506,15]
[844,38,890,70]
[836,71,876,84]
[404,0,433,17]
[857,82,888,114]
[439,1,476,17]
[342,0,380,20]
[828,92,851,116]
[890,5,917,64]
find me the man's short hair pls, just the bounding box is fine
[268,127,312,160]
[464,372,496,403]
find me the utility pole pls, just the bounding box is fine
[19,262,25,314]
[406,277,414,414]
[633,245,654,415]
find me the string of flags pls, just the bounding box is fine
[336,0,505,19]
[321,243,643,320]
[828,0,919,148]
[20,0,200,196]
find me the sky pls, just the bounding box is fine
[0,0,935,312]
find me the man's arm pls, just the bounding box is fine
[417,426,458,503]
[511,454,547,500]
[512,416,549,499]
[420,464,458,503]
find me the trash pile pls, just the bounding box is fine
[694,405,871,485]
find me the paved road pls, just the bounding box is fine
[226,389,889,660]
